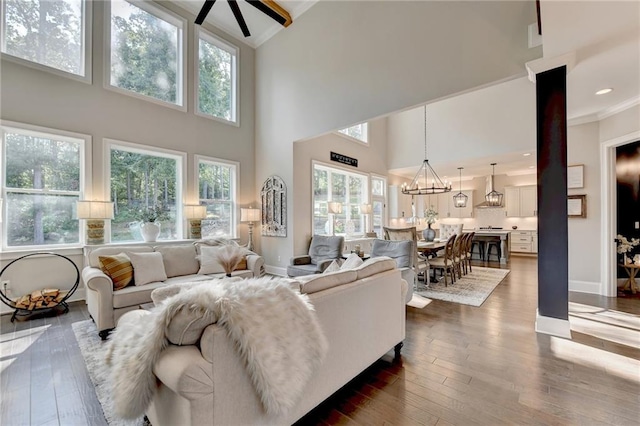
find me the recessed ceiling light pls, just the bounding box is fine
[523,153,531,157]
[595,88,613,95]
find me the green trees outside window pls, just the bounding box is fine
[197,29,236,122]
[198,158,237,238]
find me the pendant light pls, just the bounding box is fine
[485,163,503,206]
[453,167,468,208]
[401,105,451,195]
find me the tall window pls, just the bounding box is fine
[196,28,238,124]
[338,123,368,144]
[107,140,185,242]
[313,163,368,236]
[197,156,238,238]
[108,0,185,108]
[371,176,386,238]
[1,122,89,250]
[1,0,91,81]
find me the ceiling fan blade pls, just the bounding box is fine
[228,0,251,37]
[246,0,292,27]
[195,0,217,25]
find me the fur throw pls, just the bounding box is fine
[106,276,328,419]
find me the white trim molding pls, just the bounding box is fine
[568,280,600,295]
[526,51,576,83]
[265,265,287,277]
[535,309,572,339]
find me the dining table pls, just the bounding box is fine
[417,240,446,258]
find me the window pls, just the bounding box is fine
[371,176,386,238]
[196,155,238,238]
[107,0,186,108]
[1,121,90,250]
[313,163,368,236]
[196,28,238,124]
[338,123,368,144]
[107,140,185,242]
[1,0,91,81]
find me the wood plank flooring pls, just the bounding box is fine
[1,256,639,425]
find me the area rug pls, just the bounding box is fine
[416,267,510,306]
[71,320,147,426]
[407,294,432,309]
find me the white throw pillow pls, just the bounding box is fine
[197,246,226,274]
[128,252,168,286]
[323,260,340,274]
[341,253,364,270]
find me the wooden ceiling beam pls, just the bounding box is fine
[246,0,293,28]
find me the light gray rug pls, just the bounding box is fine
[72,320,147,426]
[416,266,510,306]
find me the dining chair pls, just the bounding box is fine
[452,233,464,279]
[461,232,475,274]
[429,234,457,286]
[383,226,430,286]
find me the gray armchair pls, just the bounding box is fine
[287,235,344,277]
[370,239,414,303]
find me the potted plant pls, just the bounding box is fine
[139,204,169,242]
[423,206,438,241]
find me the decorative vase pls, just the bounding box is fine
[423,223,436,242]
[140,222,161,242]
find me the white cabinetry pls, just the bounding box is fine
[437,190,474,219]
[505,185,537,217]
[510,230,538,253]
[388,185,413,219]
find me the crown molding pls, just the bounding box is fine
[253,0,319,47]
[526,51,576,83]
[598,95,640,120]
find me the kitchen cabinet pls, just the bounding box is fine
[505,185,537,217]
[388,185,413,219]
[437,190,474,219]
[510,230,537,253]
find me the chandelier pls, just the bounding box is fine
[485,163,503,206]
[453,167,468,208]
[401,106,452,195]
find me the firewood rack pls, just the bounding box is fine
[0,252,79,323]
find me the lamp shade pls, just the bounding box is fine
[360,203,372,214]
[241,208,261,222]
[184,204,207,219]
[75,201,114,220]
[328,201,343,214]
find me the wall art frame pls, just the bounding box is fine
[261,175,287,237]
[567,194,586,218]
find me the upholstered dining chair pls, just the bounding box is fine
[429,234,457,286]
[452,233,465,279]
[383,226,430,286]
[438,223,463,241]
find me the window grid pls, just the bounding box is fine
[197,157,238,239]
[338,123,368,144]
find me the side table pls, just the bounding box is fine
[620,263,640,294]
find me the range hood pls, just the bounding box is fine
[475,175,504,209]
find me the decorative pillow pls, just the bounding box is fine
[197,246,226,274]
[154,245,199,278]
[234,257,248,271]
[98,253,133,290]
[128,252,168,286]
[340,253,364,270]
[323,260,340,274]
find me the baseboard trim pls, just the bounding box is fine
[265,265,287,277]
[568,280,600,294]
[535,309,572,338]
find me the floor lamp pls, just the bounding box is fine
[328,202,343,235]
[184,205,207,239]
[241,207,261,252]
[75,201,114,245]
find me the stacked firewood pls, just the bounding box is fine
[14,289,64,311]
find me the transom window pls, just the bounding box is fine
[196,28,238,124]
[1,122,90,250]
[1,0,91,81]
[197,155,238,238]
[313,163,368,236]
[107,140,185,242]
[338,123,368,144]
[107,0,186,108]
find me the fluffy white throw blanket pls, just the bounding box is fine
[106,276,328,419]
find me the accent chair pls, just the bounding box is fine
[286,235,344,277]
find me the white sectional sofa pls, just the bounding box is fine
[127,257,407,426]
[82,243,265,339]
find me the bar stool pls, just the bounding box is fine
[471,240,485,261]
[485,241,501,262]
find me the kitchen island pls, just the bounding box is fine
[470,230,510,264]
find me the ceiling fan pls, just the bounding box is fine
[195,0,292,37]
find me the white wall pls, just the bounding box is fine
[0,1,256,307]
[256,0,541,268]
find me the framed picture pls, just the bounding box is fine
[567,164,584,189]
[568,194,586,218]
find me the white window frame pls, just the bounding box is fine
[104,0,187,111]
[194,27,239,126]
[1,120,92,252]
[312,161,370,237]
[194,154,239,238]
[0,0,92,84]
[370,174,387,238]
[336,122,369,145]
[104,138,187,242]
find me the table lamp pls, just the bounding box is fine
[360,203,376,237]
[75,201,114,245]
[328,201,343,235]
[241,207,261,252]
[184,205,207,239]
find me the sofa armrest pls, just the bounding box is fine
[153,345,213,400]
[291,255,311,266]
[83,267,114,295]
[316,258,335,273]
[83,267,116,333]
[246,254,265,277]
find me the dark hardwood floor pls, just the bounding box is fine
[1,256,639,425]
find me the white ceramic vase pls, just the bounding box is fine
[140,222,161,242]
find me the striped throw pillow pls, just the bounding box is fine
[99,253,134,290]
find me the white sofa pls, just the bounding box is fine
[82,243,265,339]
[127,257,407,426]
